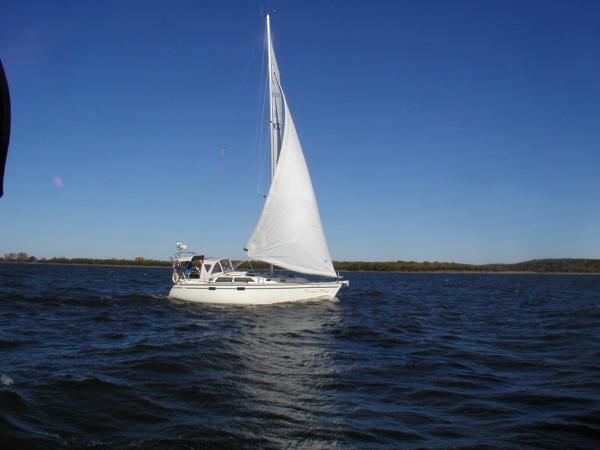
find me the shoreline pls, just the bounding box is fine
[340,270,600,275]
[1,261,599,275]
[0,261,169,269]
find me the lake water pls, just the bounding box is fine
[1,264,599,449]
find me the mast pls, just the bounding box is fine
[266,12,275,275]
[266,13,276,181]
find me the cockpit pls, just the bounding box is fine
[171,254,235,282]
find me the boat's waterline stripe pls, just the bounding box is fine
[171,284,340,290]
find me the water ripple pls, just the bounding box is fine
[0,266,599,448]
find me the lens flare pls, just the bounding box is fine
[53,176,63,187]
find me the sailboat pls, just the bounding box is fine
[168,13,348,305]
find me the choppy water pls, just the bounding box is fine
[1,264,599,449]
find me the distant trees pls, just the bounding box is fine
[1,254,600,273]
[333,260,475,272]
[3,252,17,261]
[481,259,600,273]
[332,259,600,273]
[37,257,170,267]
[0,253,170,267]
[2,252,33,262]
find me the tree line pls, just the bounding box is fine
[1,253,170,267]
[333,259,600,273]
[2,253,600,273]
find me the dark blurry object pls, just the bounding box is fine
[0,57,10,197]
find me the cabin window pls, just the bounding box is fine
[215,277,233,282]
[203,264,211,273]
[234,277,254,283]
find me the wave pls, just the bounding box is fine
[1,266,599,448]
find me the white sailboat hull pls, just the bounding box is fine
[169,281,344,305]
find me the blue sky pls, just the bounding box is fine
[1,0,599,264]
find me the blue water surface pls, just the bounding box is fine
[1,264,599,449]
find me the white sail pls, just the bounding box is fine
[267,29,285,169]
[246,20,336,278]
[246,100,336,277]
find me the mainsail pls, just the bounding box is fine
[267,29,285,172]
[246,15,336,278]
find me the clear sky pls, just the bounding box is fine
[1,0,599,264]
